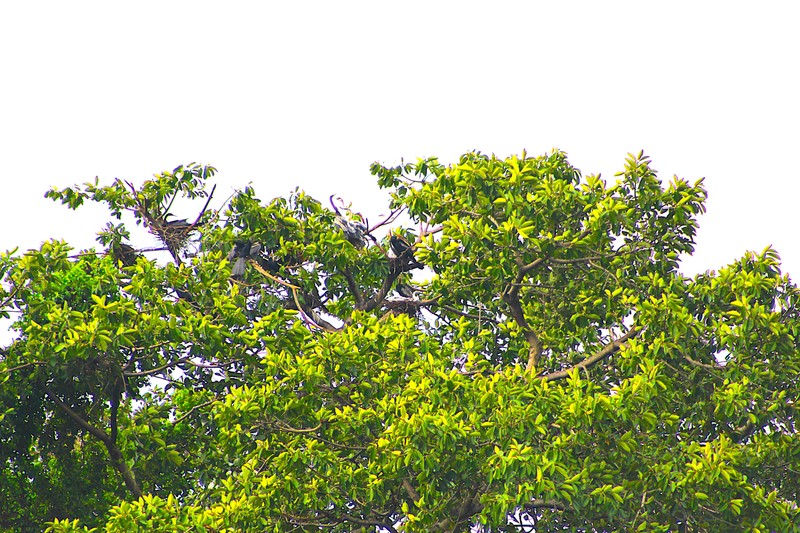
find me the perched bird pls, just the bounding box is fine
[395,282,421,299]
[333,217,368,248]
[228,240,262,279]
[389,234,424,271]
[330,195,371,248]
[255,248,281,273]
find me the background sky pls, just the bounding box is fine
[1,2,798,278]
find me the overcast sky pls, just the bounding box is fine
[2,2,798,278]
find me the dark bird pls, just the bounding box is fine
[153,214,196,254]
[164,216,193,230]
[110,242,139,268]
[395,282,420,299]
[390,234,424,271]
[228,240,262,279]
[255,249,281,273]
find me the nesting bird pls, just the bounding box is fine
[110,242,139,268]
[164,216,192,230]
[151,214,195,252]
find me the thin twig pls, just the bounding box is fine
[173,399,217,425]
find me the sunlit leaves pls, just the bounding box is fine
[5,150,800,532]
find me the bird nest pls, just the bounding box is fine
[383,299,420,317]
[149,220,194,251]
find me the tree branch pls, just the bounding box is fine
[45,386,110,444]
[1,361,45,374]
[109,381,121,445]
[523,499,569,512]
[273,421,322,434]
[537,327,639,381]
[402,478,421,503]
[684,354,723,370]
[330,511,399,533]
[730,419,763,444]
[124,356,192,377]
[45,386,143,498]
[192,183,216,226]
[360,260,403,313]
[367,206,405,234]
[173,399,216,425]
[500,256,547,372]
[519,256,546,276]
[342,267,365,308]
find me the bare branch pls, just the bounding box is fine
[684,354,723,370]
[360,260,404,313]
[431,490,485,532]
[109,381,121,445]
[549,254,611,265]
[45,386,110,444]
[273,421,322,434]
[45,386,142,498]
[731,420,760,444]
[419,225,444,238]
[523,499,569,512]
[402,478,421,503]
[342,267,365,308]
[192,183,217,226]
[123,357,189,377]
[173,399,217,425]
[368,206,405,234]
[338,513,398,533]
[1,361,45,374]
[519,256,546,276]
[537,327,640,381]
[500,256,548,372]
[0,284,21,311]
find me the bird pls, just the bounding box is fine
[228,240,262,279]
[389,234,424,271]
[395,282,421,299]
[164,216,193,230]
[333,217,368,248]
[254,248,281,273]
[330,195,372,248]
[152,214,196,253]
[110,242,138,267]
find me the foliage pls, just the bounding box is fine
[1,152,798,532]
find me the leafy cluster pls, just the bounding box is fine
[1,151,798,532]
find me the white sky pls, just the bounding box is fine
[2,2,799,278]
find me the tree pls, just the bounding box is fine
[1,151,797,533]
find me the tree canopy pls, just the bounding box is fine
[1,151,798,532]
